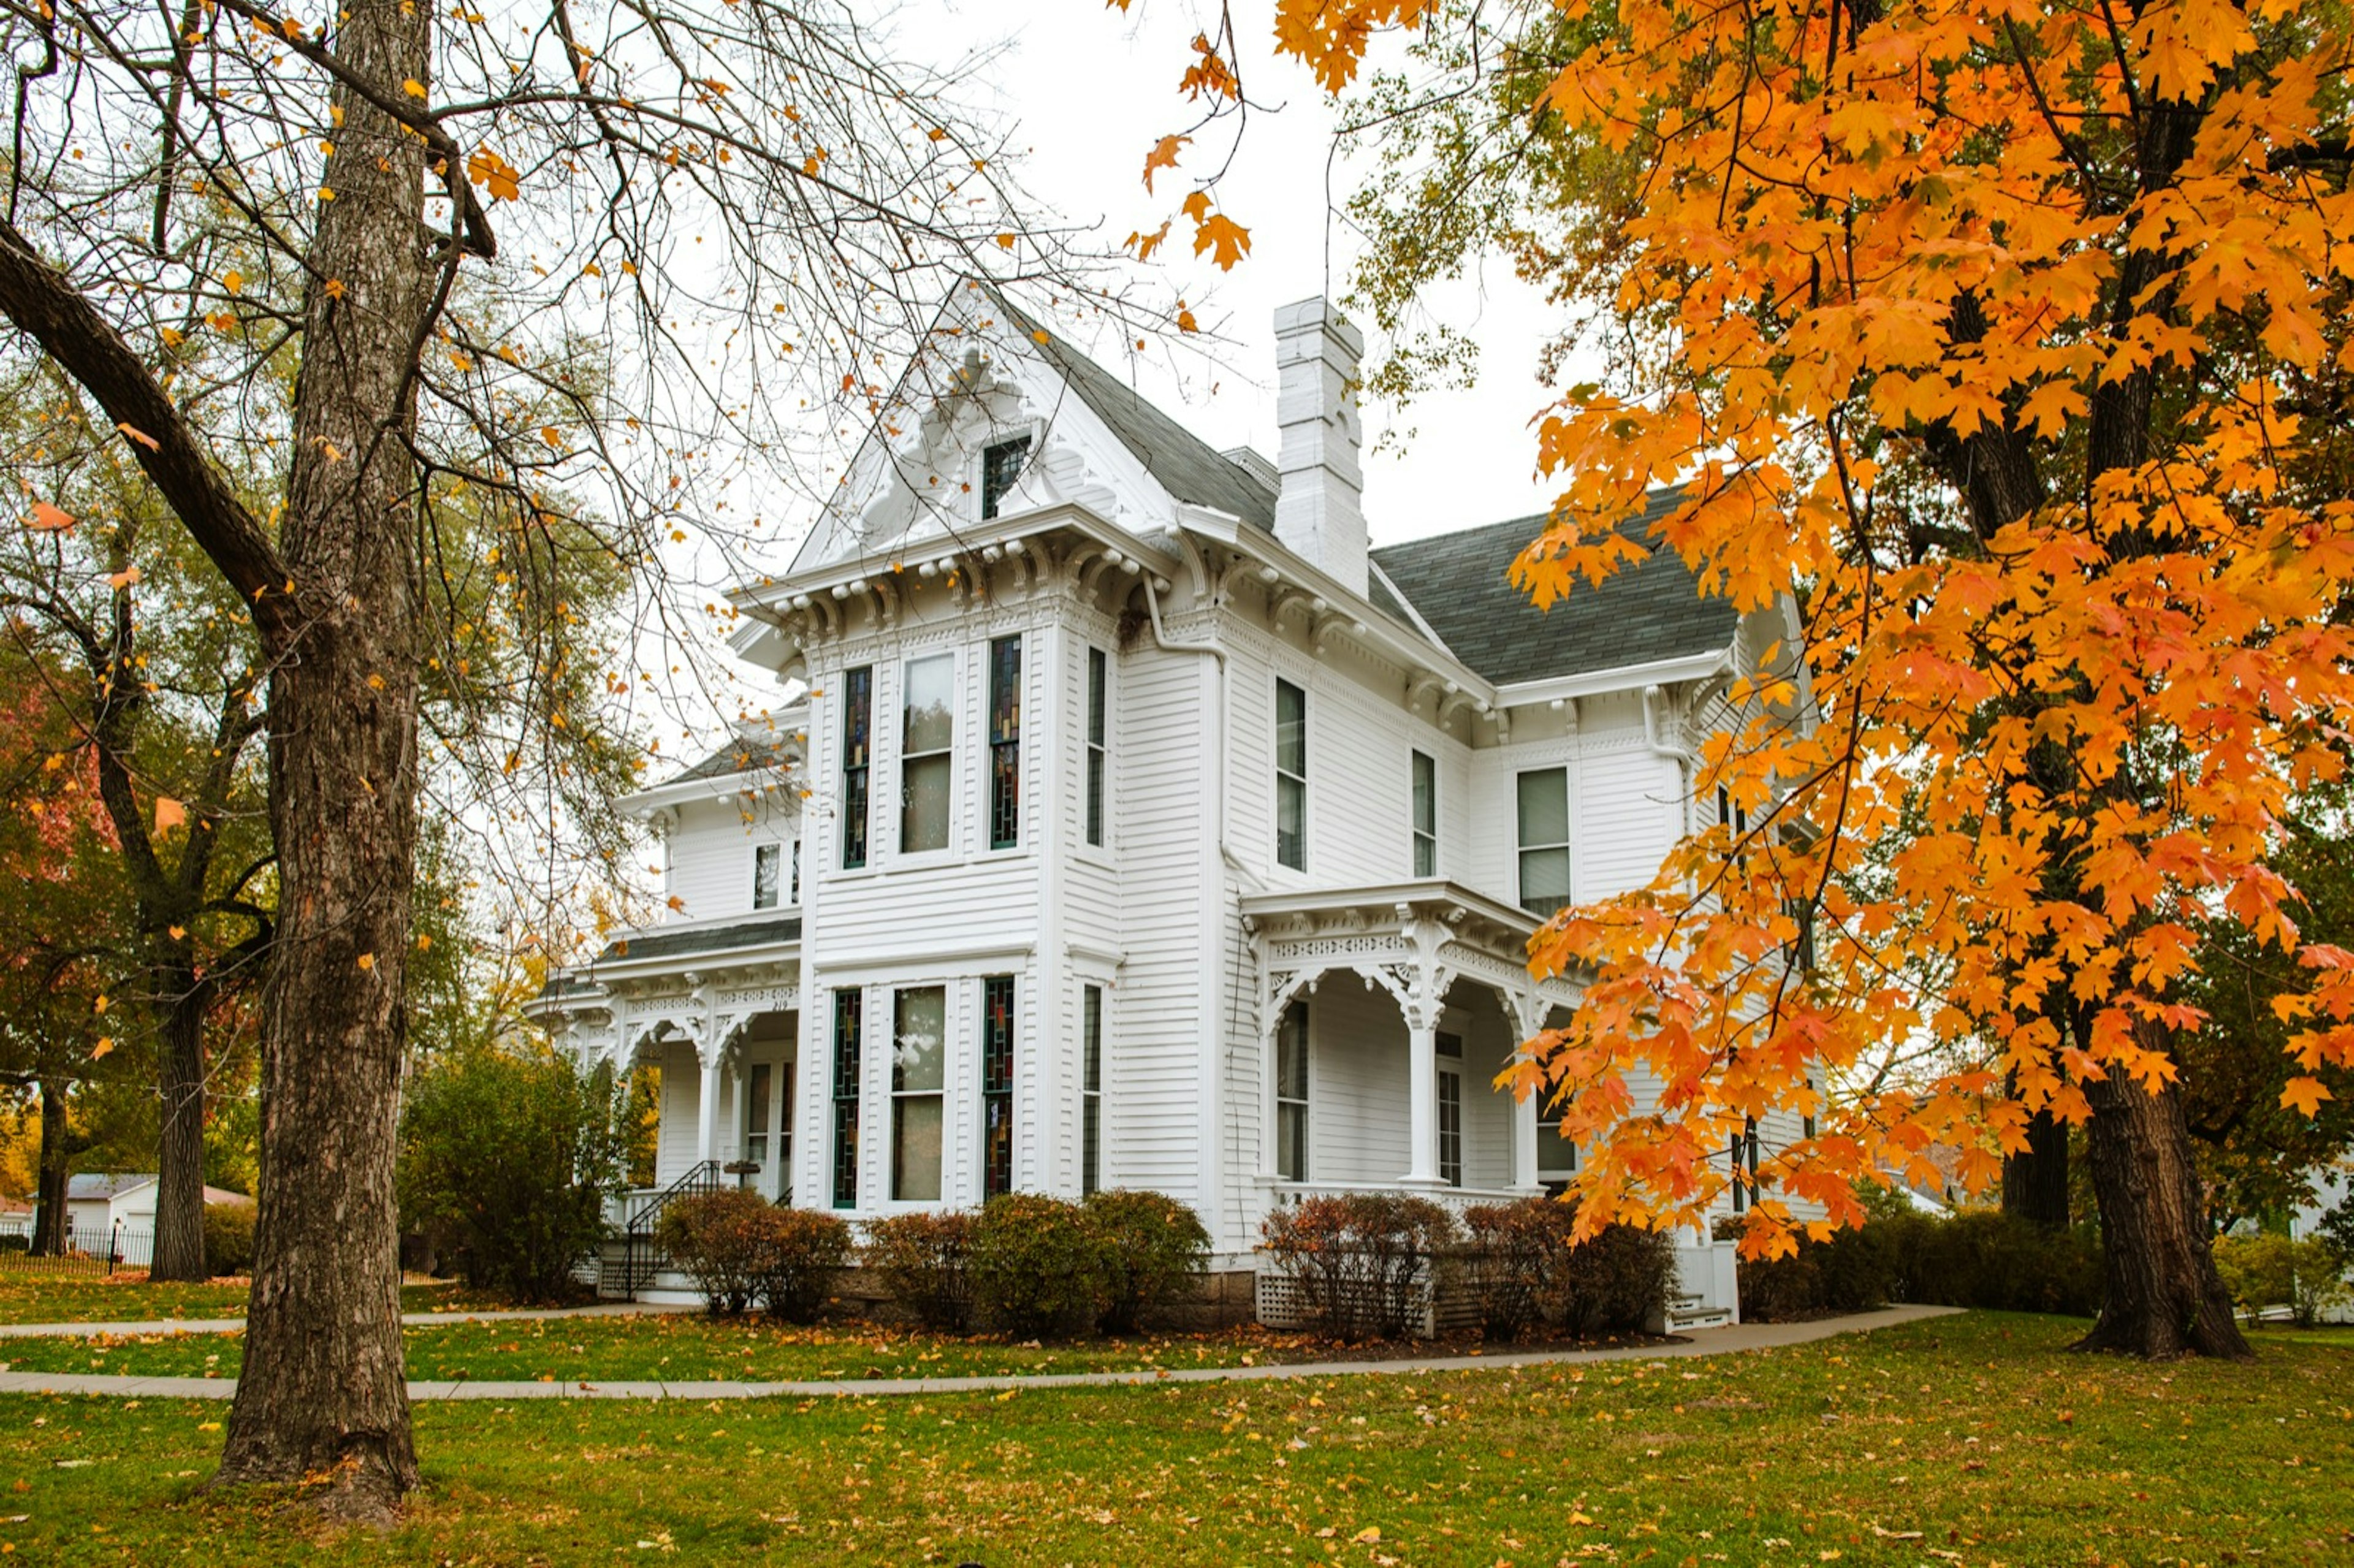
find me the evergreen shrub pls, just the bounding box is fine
[970,1193,1105,1338]
[1085,1189,1211,1334]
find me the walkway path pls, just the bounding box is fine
[0,1304,1959,1402]
[0,1300,696,1341]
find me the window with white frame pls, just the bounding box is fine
[900,654,954,854]
[891,986,947,1201]
[1436,1030,1464,1188]
[1274,1000,1309,1180]
[1517,767,1572,917]
[1084,647,1108,848]
[1274,679,1306,871]
[742,1062,772,1176]
[1535,1089,1579,1190]
[752,842,783,910]
[1411,750,1438,877]
[1080,984,1104,1195]
[981,435,1030,520]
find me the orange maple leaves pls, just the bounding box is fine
[1474,0,2354,1252]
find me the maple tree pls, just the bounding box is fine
[1137,0,2354,1360]
[0,0,1096,1513]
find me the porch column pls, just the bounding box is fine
[1404,1018,1439,1186]
[696,1051,722,1168]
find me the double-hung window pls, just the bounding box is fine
[981,435,1030,520]
[1436,1030,1464,1188]
[981,976,1015,1198]
[1080,985,1104,1195]
[1411,750,1438,877]
[840,666,873,869]
[891,986,947,1201]
[1517,767,1572,917]
[830,989,863,1208]
[901,654,954,854]
[1274,1001,1309,1180]
[752,842,783,910]
[1536,1090,1579,1190]
[988,637,1021,850]
[1274,679,1307,871]
[742,1062,772,1177]
[1084,647,1108,848]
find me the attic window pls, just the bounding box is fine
[981,435,1030,520]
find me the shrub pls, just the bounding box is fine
[1086,1189,1211,1334]
[1733,1209,2102,1322]
[0,1234,27,1254]
[1462,1198,1677,1339]
[1260,1192,1458,1341]
[656,1189,764,1315]
[201,1201,258,1278]
[396,1042,630,1304]
[863,1209,977,1332]
[2214,1232,2350,1328]
[968,1193,1106,1338]
[750,1206,856,1322]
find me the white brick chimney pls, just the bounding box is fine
[1273,297,1366,596]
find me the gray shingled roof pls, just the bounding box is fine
[667,737,793,785]
[988,292,1278,531]
[67,1173,154,1201]
[1369,490,1738,686]
[596,915,802,964]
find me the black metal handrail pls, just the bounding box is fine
[624,1159,722,1236]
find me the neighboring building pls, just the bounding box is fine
[530,287,1811,1322]
[59,1174,247,1265]
[0,1196,31,1241]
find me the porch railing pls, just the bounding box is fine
[1263,1180,1536,1221]
[600,1160,722,1301]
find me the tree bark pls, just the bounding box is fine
[148,968,209,1281]
[2001,1105,2071,1230]
[2074,1037,2252,1361]
[211,0,435,1518]
[31,1077,74,1256]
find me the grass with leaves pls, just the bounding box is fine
[2,1312,2348,1564]
[0,1311,1336,1383]
[0,1272,520,1325]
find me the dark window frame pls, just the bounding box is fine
[981,975,1015,1199]
[1274,679,1307,872]
[840,666,873,870]
[1411,749,1438,878]
[981,434,1032,520]
[1274,1000,1309,1181]
[988,636,1021,850]
[1081,984,1103,1195]
[830,989,863,1208]
[1084,647,1108,849]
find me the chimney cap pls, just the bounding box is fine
[1273,295,1363,353]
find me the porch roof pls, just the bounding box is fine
[593,914,802,965]
[1240,879,1544,960]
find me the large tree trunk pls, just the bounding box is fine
[2074,1041,2251,1361]
[31,1077,73,1256]
[148,967,210,1281]
[2002,1105,2070,1231]
[212,0,434,1518]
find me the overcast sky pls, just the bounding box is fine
[917,1,1577,547]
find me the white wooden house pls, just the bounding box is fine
[530,287,1811,1322]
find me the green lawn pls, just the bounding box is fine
[0,1311,1334,1383]
[0,1272,518,1325]
[2,1313,2347,1564]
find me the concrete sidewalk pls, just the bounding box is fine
[0,1300,697,1341]
[0,1304,1960,1402]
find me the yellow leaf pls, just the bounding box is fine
[90,1038,114,1060]
[109,566,140,589]
[1142,133,1189,193]
[221,269,243,295]
[356,953,375,972]
[154,796,186,833]
[403,78,427,98]
[2282,1076,2334,1118]
[169,926,186,940]
[1192,211,1252,270]
[93,995,109,1015]
[27,500,74,532]
[116,422,160,451]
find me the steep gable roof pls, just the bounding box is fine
[988,293,1277,531]
[668,736,794,785]
[1370,490,1738,687]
